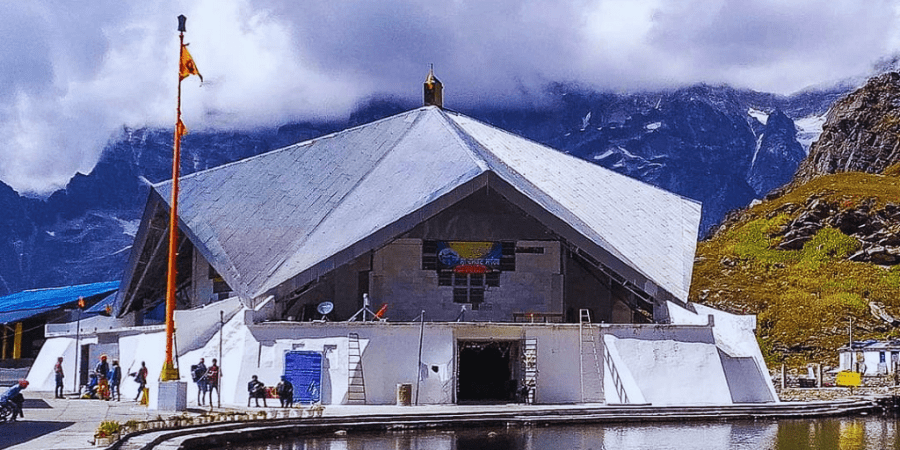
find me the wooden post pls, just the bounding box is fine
[12,322,22,359]
[817,364,822,388]
[780,364,786,390]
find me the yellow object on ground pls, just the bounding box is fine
[140,388,149,406]
[836,371,862,387]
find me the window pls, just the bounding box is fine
[500,241,516,271]
[208,265,232,300]
[451,273,485,304]
[422,240,438,270]
[425,240,512,303]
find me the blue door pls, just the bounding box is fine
[284,351,323,404]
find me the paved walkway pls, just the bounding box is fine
[0,390,883,450]
[2,391,167,450]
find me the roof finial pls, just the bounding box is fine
[424,64,443,109]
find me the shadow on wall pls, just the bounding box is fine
[718,349,774,403]
[322,354,331,405]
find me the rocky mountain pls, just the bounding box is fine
[476,83,840,234]
[693,169,900,366]
[795,72,900,183]
[694,74,900,366]
[0,123,339,296]
[0,83,846,295]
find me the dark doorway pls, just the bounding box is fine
[79,344,90,387]
[457,340,519,403]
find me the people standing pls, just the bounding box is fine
[95,355,110,400]
[95,355,109,382]
[53,357,65,399]
[132,361,148,401]
[206,358,221,407]
[247,375,267,407]
[276,376,294,408]
[192,358,208,406]
[108,360,122,401]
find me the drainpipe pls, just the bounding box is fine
[415,310,425,405]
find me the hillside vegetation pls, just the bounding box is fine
[690,168,900,367]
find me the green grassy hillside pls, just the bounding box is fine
[690,169,900,367]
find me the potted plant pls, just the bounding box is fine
[122,419,141,434]
[94,420,122,446]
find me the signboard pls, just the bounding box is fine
[284,351,323,404]
[835,371,861,387]
[436,241,501,273]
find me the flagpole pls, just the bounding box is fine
[161,15,187,382]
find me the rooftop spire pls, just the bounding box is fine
[424,64,443,109]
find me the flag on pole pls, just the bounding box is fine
[179,44,203,82]
[176,118,188,139]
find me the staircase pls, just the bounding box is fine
[578,309,604,403]
[523,338,538,404]
[347,332,366,404]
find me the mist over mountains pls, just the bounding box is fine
[0,82,849,295]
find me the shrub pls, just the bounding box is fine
[95,420,121,438]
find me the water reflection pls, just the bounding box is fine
[229,415,900,450]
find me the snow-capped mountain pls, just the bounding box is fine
[0,82,848,295]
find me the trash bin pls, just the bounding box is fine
[396,383,412,406]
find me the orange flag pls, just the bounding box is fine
[176,118,188,139]
[179,44,203,82]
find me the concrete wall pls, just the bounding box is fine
[369,239,563,323]
[604,326,732,405]
[191,248,215,308]
[839,349,899,376]
[29,302,777,408]
[27,337,76,391]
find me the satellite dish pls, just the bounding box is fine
[317,302,334,315]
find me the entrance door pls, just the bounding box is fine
[457,340,520,403]
[79,344,90,388]
[284,351,322,404]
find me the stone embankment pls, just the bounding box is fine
[779,386,900,402]
[4,391,888,450]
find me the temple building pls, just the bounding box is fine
[29,73,777,407]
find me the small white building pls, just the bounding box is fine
[29,75,777,407]
[838,340,900,376]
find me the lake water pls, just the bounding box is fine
[229,415,900,450]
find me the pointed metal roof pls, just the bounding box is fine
[153,106,701,303]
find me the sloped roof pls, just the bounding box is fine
[0,281,119,324]
[153,106,701,302]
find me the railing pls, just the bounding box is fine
[513,312,564,323]
[603,347,629,404]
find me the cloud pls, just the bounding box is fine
[1,0,899,195]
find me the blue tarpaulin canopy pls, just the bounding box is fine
[0,281,119,324]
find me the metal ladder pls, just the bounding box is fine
[347,332,366,404]
[579,309,604,403]
[603,348,629,404]
[523,338,538,404]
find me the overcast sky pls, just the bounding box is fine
[2,0,899,195]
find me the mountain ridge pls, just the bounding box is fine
[0,82,847,295]
[694,73,900,365]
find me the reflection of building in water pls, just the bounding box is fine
[28,71,777,408]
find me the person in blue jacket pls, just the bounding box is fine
[1,379,28,421]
